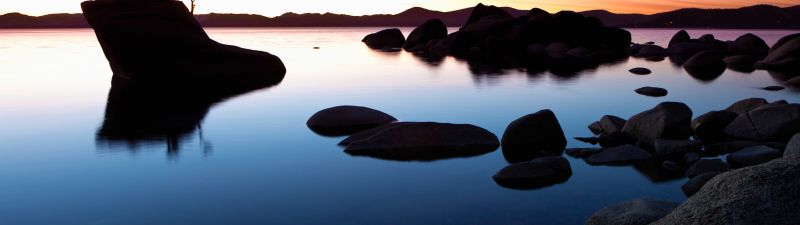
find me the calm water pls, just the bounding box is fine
[0,28,798,225]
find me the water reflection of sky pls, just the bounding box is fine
[0,28,798,225]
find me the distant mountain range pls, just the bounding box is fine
[1,4,799,29]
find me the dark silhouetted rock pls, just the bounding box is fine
[586,199,680,225]
[565,148,602,158]
[636,45,666,57]
[463,3,511,27]
[763,86,785,91]
[598,131,635,148]
[493,156,572,190]
[404,18,447,51]
[787,133,800,156]
[635,86,668,97]
[81,0,286,85]
[654,139,702,157]
[501,110,567,163]
[692,110,739,142]
[622,102,693,146]
[362,28,405,49]
[585,144,653,165]
[629,67,652,75]
[307,106,397,136]
[685,159,730,178]
[681,172,719,197]
[588,121,604,135]
[727,145,783,169]
[724,103,800,141]
[545,42,571,59]
[652,154,800,225]
[730,33,769,57]
[575,137,600,145]
[668,30,690,49]
[723,55,759,72]
[704,141,761,155]
[343,122,500,161]
[661,160,686,173]
[597,115,627,134]
[684,152,700,165]
[683,51,726,79]
[725,98,768,114]
[754,33,800,73]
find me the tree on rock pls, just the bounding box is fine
[189,0,197,14]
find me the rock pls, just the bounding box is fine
[585,199,680,225]
[622,102,693,146]
[463,3,511,27]
[724,103,800,141]
[654,139,702,157]
[661,160,686,173]
[546,42,571,59]
[637,45,666,57]
[704,141,761,155]
[683,51,726,79]
[501,110,567,163]
[685,159,730,178]
[727,145,783,169]
[362,28,406,49]
[763,86,785,91]
[575,137,600,145]
[668,30,691,49]
[730,33,769,57]
[668,42,709,57]
[492,156,572,190]
[646,56,665,62]
[404,19,448,51]
[635,87,668,97]
[567,47,590,59]
[754,33,800,72]
[652,154,800,225]
[692,110,739,142]
[629,67,652,75]
[787,133,800,156]
[598,115,627,134]
[565,148,602,158]
[684,152,701,165]
[723,55,759,72]
[765,142,788,151]
[598,131,635,148]
[588,121,604,135]
[342,122,500,161]
[681,172,719,197]
[585,144,653,165]
[725,98,768,114]
[80,0,286,84]
[307,106,397,136]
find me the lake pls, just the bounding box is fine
[0,28,798,225]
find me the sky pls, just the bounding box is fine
[0,0,797,16]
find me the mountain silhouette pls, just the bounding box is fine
[1,4,798,29]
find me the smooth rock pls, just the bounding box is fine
[599,115,627,134]
[622,102,693,146]
[754,33,800,72]
[731,33,769,57]
[362,28,406,49]
[637,45,666,57]
[492,156,572,190]
[704,141,761,154]
[684,152,701,165]
[691,110,739,142]
[727,145,783,169]
[588,121,604,135]
[668,30,690,49]
[681,172,719,197]
[787,133,800,156]
[585,144,653,165]
[725,98,768,114]
[404,19,447,51]
[307,106,397,136]
[723,55,759,72]
[683,51,726,79]
[501,110,567,163]
[635,87,668,97]
[724,103,800,141]
[685,159,730,178]
[629,67,652,75]
[586,199,680,225]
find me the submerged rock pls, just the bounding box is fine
[586,199,680,225]
[629,67,652,75]
[307,106,397,136]
[342,122,499,161]
[585,144,653,165]
[653,154,800,225]
[726,145,783,169]
[685,159,730,178]
[635,87,668,97]
[492,156,572,190]
[681,172,719,197]
[501,110,567,163]
[622,102,693,146]
[362,28,406,49]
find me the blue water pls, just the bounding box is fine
[0,28,798,225]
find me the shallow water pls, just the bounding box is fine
[0,28,798,225]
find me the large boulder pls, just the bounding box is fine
[730,33,769,57]
[362,28,406,49]
[463,3,511,27]
[683,51,726,79]
[585,144,653,165]
[342,122,500,161]
[585,199,680,225]
[501,110,567,163]
[622,102,693,146]
[726,145,783,169]
[492,156,572,190]
[725,98,768,115]
[306,106,397,136]
[692,110,739,142]
[404,19,448,51]
[724,103,800,142]
[787,133,800,156]
[81,0,286,85]
[668,30,690,49]
[652,154,800,225]
[754,33,800,73]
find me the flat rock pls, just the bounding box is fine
[763,86,785,91]
[492,156,572,190]
[703,141,761,155]
[501,109,567,163]
[681,172,720,197]
[635,87,668,97]
[307,106,397,136]
[654,139,702,157]
[343,122,500,161]
[629,67,652,75]
[725,98,768,115]
[726,145,783,169]
[586,199,680,225]
[585,144,653,165]
[575,137,600,145]
[652,154,800,225]
[691,110,739,142]
[622,102,693,146]
[685,159,730,178]
[565,148,603,158]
